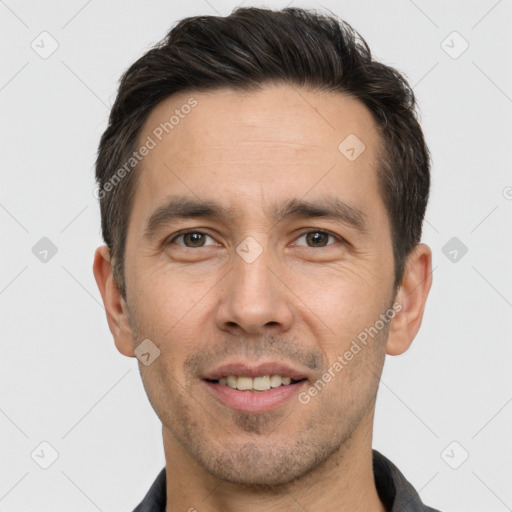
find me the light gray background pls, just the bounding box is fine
[1,0,511,510]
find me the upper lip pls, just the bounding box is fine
[202,361,310,381]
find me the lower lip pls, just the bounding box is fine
[203,380,307,413]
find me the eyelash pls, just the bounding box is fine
[167,229,344,248]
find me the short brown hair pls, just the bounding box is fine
[95,6,430,299]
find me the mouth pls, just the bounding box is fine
[204,375,307,392]
[201,362,310,412]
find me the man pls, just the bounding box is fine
[93,6,439,511]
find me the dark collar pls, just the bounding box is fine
[372,449,441,511]
[132,449,441,511]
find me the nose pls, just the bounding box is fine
[215,243,294,336]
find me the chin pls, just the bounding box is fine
[207,463,305,488]
[198,439,337,489]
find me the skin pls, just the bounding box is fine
[93,83,432,512]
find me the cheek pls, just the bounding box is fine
[295,268,390,388]
[129,261,203,333]
[129,273,218,388]
[295,266,382,332]
[321,326,387,411]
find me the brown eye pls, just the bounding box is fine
[169,231,216,248]
[183,232,206,247]
[295,231,338,248]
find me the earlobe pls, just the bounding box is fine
[92,245,135,358]
[385,243,433,356]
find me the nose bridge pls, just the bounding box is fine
[216,234,293,334]
[235,239,273,294]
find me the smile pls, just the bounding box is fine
[203,377,308,412]
[209,374,304,391]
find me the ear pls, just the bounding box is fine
[386,243,433,356]
[92,245,135,358]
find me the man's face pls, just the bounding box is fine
[123,84,396,486]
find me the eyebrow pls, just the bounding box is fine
[143,194,369,241]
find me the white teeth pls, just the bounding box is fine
[270,375,282,388]
[253,375,271,391]
[236,376,253,391]
[217,375,297,391]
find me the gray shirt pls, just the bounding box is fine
[132,449,442,511]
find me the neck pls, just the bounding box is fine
[162,407,386,512]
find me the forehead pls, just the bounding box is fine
[139,84,380,160]
[131,83,385,229]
